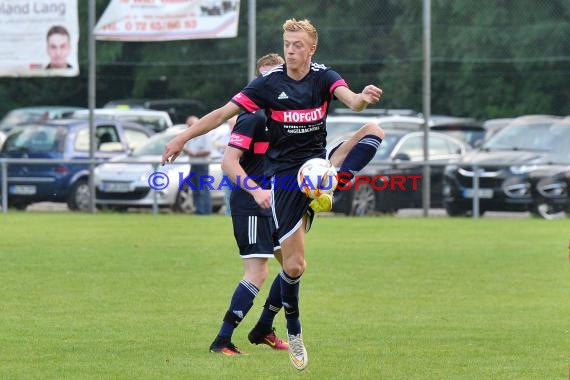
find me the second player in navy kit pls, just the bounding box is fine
[209,54,289,356]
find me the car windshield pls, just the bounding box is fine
[2,126,67,153]
[483,122,555,151]
[549,125,570,164]
[115,115,168,133]
[0,110,46,130]
[131,133,176,156]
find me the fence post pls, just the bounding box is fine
[152,163,159,215]
[1,161,7,213]
[472,164,480,219]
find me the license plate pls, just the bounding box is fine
[463,188,493,199]
[9,185,37,195]
[102,182,131,193]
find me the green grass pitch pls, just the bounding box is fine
[0,213,568,379]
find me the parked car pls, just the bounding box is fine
[0,118,152,211]
[94,127,224,213]
[442,115,568,217]
[0,106,85,133]
[70,109,173,133]
[332,129,468,215]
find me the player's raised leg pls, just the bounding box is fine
[329,122,384,187]
[310,122,384,213]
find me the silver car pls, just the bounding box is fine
[94,127,225,213]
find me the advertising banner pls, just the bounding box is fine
[0,0,79,77]
[94,0,241,41]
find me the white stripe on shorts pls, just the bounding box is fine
[248,216,257,244]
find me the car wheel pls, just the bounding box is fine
[173,184,195,214]
[444,202,468,217]
[532,202,567,220]
[67,178,90,211]
[351,184,376,216]
[9,200,30,210]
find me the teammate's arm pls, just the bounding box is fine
[333,85,383,112]
[162,102,241,165]
[222,146,271,209]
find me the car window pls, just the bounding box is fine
[74,125,121,151]
[397,135,424,160]
[123,127,151,150]
[2,126,67,153]
[445,138,464,156]
[373,135,400,161]
[428,136,449,157]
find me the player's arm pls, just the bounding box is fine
[162,102,241,165]
[333,85,383,112]
[221,146,271,209]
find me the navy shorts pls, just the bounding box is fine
[232,215,279,259]
[271,167,313,244]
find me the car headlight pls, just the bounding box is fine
[537,180,567,198]
[502,177,531,198]
[509,165,540,175]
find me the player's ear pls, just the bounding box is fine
[309,44,316,56]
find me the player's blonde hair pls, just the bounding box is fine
[255,53,284,75]
[282,18,318,47]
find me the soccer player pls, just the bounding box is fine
[209,54,289,356]
[162,18,384,370]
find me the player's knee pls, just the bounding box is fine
[363,122,385,140]
[283,257,306,277]
[245,266,269,288]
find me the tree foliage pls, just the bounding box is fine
[0,0,568,120]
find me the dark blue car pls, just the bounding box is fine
[0,118,152,211]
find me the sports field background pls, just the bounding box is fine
[0,213,568,379]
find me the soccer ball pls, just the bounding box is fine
[297,158,338,199]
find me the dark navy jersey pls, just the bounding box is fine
[227,112,271,216]
[231,62,347,176]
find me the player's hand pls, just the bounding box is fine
[161,136,186,165]
[361,85,383,105]
[252,188,272,209]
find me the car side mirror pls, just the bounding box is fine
[393,152,411,162]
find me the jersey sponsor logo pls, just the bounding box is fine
[271,103,328,123]
[277,91,289,100]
